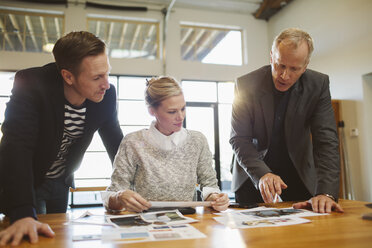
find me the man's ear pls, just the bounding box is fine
[61,69,75,86]
[270,51,273,65]
[301,60,309,74]
[302,65,308,74]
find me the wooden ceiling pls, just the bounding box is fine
[254,0,293,20]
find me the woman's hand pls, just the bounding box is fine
[110,190,151,212]
[206,193,230,211]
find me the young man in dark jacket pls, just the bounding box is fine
[0,31,123,245]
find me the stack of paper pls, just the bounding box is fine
[213,206,327,229]
[69,208,206,243]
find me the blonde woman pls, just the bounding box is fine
[104,76,229,212]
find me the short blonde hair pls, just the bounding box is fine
[53,31,106,76]
[145,76,183,108]
[272,27,314,64]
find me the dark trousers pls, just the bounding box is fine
[35,177,70,214]
[235,177,312,204]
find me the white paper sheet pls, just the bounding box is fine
[213,207,327,229]
[149,201,211,208]
[214,215,311,229]
[102,224,206,244]
[233,207,328,219]
[69,211,115,226]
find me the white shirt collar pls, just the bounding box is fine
[146,121,187,150]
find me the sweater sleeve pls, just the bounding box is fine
[104,134,138,208]
[194,132,221,200]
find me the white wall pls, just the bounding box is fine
[362,74,372,201]
[268,0,372,201]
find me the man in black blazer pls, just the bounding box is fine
[0,31,123,245]
[230,28,343,214]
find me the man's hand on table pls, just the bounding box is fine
[293,194,344,213]
[0,217,55,246]
[258,173,287,203]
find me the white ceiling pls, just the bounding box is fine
[92,0,263,14]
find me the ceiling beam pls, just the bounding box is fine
[8,14,24,49]
[182,28,206,59]
[54,17,61,39]
[0,19,15,50]
[118,22,128,49]
[254,0,292,20]
[106,21,114,46]
[130,24,142,52]
[25,15,39,51]
[95,20,101,37]
[195,30,218,56]
[39,16,49,44]
[141,24,155,52]
[180,27,193,45]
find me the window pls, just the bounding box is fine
[0,7,64,53]
[74,75,152,191]
[182,80,235,197]
[0,72,235,202]
[87,15,159,59]
[180,23,242,66]
[0,71,15,140]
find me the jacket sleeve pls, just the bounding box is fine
[98,86,123,163]
[0,69,40,223]
[310,76,340,200]
[229,78,271,188]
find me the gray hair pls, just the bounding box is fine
[271,27,314,64]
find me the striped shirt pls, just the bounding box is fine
[46,101,86,178]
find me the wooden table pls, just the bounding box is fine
[1,199,372,247]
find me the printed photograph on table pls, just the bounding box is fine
[109,215,152,227]
[242,208,303,218]
[141,211,187,223]
[233,207,328,220]
[107,210,197,228]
